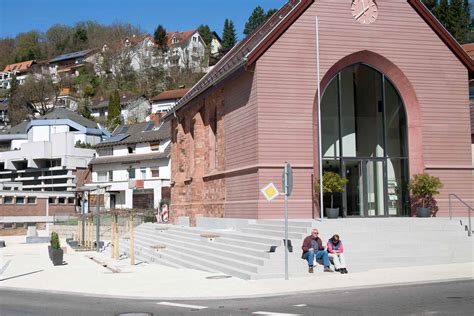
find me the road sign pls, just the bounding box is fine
[282,162,293,196]
[261,182,279,201]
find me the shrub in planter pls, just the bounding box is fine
[315,171,348,218]
[50,231,64,266]
[408,173,443,217]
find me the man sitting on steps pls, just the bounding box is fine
[301,228,334,273]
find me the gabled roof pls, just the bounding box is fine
[95,120,170,148]
[0,121,28,135]
[40,107,98,129]
[49,49,96,64]
[3,60,35,73]
[150,88,190,102]
[165,0,474,119]
[166,30,197,47]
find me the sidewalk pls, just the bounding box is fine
[1,238,473,300]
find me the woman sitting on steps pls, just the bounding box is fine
[327,234,348,274]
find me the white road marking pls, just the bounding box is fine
[252,312,301,316]
[293,304,307,307]
[156,302,208,310]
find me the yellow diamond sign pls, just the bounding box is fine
[261,182,280,201]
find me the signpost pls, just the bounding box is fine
[260,161,293,280]
[282,161,293,280]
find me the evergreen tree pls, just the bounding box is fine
[266,9,278,19]
[197,24,212,46]
[448,0,469,43]
[422,0,438,13]
[221,19,237,52]
[107,89,121,131]
[437,0,450,29]
[154,25,167,51]
[244,6,266,36]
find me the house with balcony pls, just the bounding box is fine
[0,107,109,221]
[150,88,189,114]
[164,30,208,72]
[48,49,98,82]
[90,94,151,124]
[0,60,36,90]
[87,118,170,210]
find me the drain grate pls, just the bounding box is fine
[116,313,153,316]
[205,275,232,279]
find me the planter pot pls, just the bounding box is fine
[48,245,52,260]
[326,208,340,219]
[51,248,64,266]
[416,207,431,217]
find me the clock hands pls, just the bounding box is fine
[355,0,370,21]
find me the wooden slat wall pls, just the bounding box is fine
[251,0,472,217]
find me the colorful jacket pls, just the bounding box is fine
[301,235,323,259]
[327,239,344,254]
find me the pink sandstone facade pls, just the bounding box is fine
[169,0,473,224]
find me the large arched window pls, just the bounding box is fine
[321,64,409,217]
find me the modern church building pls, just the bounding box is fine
[166,0,473,224]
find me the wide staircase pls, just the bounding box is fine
[108,217,473,280]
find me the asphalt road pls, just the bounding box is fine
[0,280,473,316]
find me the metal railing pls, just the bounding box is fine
[448,194,472,237]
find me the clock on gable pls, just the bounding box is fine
[351,0,378,25]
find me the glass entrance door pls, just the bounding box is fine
[344,159,387,217]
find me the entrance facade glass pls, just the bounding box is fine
[321,64,409,217]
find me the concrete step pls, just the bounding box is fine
[130,230,267,266]
[255,220,314,228]
[240,227,304,239]
[142,224,284,246]
[246,223,310,233]
[119,240,213,272]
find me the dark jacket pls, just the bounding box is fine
[301,235,323,259]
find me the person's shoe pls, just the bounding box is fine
[339,269,344,274]
[343,268,348,274]
[335,268,340,272]
[324,267,334,272]
[308,266,314,273]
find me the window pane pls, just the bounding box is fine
[321,77,339,158]
[353,65,384,157]
[16,197,25,204]
[341,67,356,156]
[4,196,13,204]
[385,79,408,158]
[27,197,36,204]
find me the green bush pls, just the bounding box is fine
[50,231,61,250]
[408,173,443,208]
[315,171,348,208]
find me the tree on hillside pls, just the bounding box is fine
[437,0,450,30]
[0,38,16,70]
[244,6,266,36]
[18,74,58,115]
[244,6,278,37]
[15,31,44,62]
[221,19,237,52]
[422,0,438,13]
[198,24,212,46]
[448,0,469,43]
[154,25,167,51]
[107,89,121,131]
[46,24,73,57]
[8,75,32,125]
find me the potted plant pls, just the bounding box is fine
[408,173,443,217]
[49,231,64,266]
[315,171,348,219]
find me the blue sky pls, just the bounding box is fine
[0,0,286,39]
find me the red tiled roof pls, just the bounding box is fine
[3,60,34,73]
[151,88,190,102]
[462,43,474,59]
[166,30,197,47]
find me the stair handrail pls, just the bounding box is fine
[448,193,472,237]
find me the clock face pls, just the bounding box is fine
[351,0,378,25]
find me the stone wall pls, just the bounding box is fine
[170,88,226,225]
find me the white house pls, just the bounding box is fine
[90,94,151,124]
[87,119,170,210]
[150,88,189,114]
[0,60,35,90]
[0,107,110,221]
[164,30,208,72]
